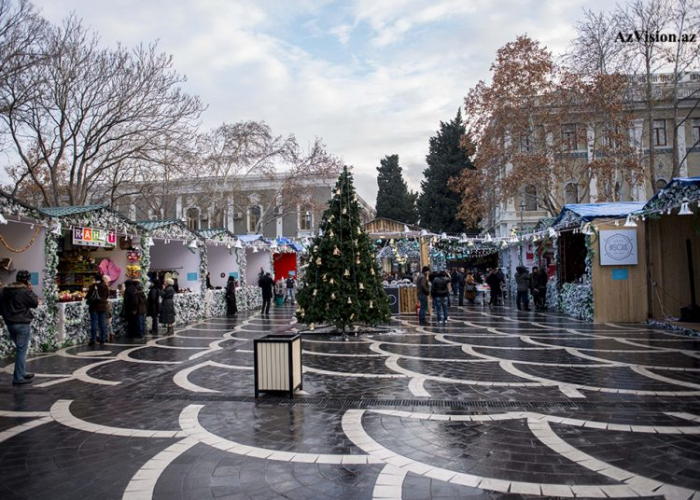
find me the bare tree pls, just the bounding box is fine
[1,14,204,207]
[0,0,45,118]
[192,121,342,232]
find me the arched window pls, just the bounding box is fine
[523,185,537,211]
[299,208,313,231]
[248,206,261,233]
[565,183,579,205]
[655,178,668,191]
[614,181,622,201]
[186,207,199,231]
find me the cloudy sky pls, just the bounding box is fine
[30,0,611,205]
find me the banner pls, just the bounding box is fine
[599,230,638,266]
[73,227,117,247]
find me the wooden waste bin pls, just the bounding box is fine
[254,334,303,398]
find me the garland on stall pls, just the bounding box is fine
[33,233,60,352]
[139,235,151,289]
[0,225,42,253]
[199,244,208,296]
[236,248,247,286]
[558,233,594,322]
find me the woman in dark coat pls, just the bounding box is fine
[147,280,162,335]
[225,276,238,317]
[159,278,176,335]
[122,279,139,338]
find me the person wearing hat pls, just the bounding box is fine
[86,273,110,345]
[0,270,38,385]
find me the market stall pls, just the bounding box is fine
[272,237,303,280]
[550,202,646,323]
[137,220,205,325]
[239,235,271,285]
[198,228,241,318]
[640,177,700,323]
[39,205,143,344]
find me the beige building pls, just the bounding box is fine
[486,73,700,238]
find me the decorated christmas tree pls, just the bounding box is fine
[296,166,391,332]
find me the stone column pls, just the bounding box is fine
[586,123,598,202]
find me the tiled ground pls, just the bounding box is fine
[1,302,700,499]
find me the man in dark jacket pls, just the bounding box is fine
[415,266,430,325]
[122,279,139,338]
[86,273,110,345]
[486,269,502,306]
[258,272,275,315]
[515,266,532,311]
[0,270,38,385]
[431,271,451,325]
[147,280,161,335]
[531,267,548,311]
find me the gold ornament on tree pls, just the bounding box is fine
[369,300,374,309]
[316,257,322,265]
[331,293,336,300]
[309,323,315,331]
[328,229,334,237]
[329,278,335,285]
[355,257,360,264]
[359,283,364,290]
[347,297,352,304]
[342,208,347,214]
[313,289,317,296]
[333,246,340,256]
[344,269,350,277]
[370,268,375,276]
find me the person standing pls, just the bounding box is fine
[0,270,38,385]
[415,266,430,325]
[135,282,148,338]
[486,268,502,306]
[258,272,274,315]
[285,275,296,304]
[532,267,548,311]
[464,273,476,305]
[122,279,139,338]
[86,273,109,346]
[159,278,176,335]
[456,267,466,306]
[225,276,238,317]
[431,271,450,325]
[147,279,162,335]
[515,266,532,311]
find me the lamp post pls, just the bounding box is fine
[519,201,525,266]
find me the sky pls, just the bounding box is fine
[27,0,612,205]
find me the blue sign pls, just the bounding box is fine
[289,271,296,276]
[229,272,239,279]
[30,272,39,285]
[612,269,628,281]
[186,272,198,282]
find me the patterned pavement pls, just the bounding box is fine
[1,302,700,499]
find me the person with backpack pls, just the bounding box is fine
[285,276,296,304]
[86,273,110,346]
[431,270,451,325]
[515,266,532,311]
[0,270,38,385]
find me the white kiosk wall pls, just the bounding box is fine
[246,249,271,284]
[150,241,202,290]
[0,223,46,297]
[207,244,240,288]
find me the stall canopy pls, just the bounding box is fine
[275,237,304,252]
[198,228,237,241]
[552,202,646,229]
[236,234,265,245]
[640,177,700,212]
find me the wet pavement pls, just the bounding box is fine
[1,303,700,499]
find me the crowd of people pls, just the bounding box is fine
[414,265,549,325]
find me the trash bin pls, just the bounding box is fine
[254,334,302,398]
[275,294,284,307]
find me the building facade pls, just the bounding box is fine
[486,73,700,238]
[96,173,375,240]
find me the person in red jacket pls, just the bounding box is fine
[0,270,38,385]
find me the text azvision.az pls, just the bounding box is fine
[616,31,697,43]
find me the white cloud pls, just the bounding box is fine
[16,0,614,206]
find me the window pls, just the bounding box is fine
[523,185,537,211]
[186,207,199,231]
[210,209,224,229]
[653,119,666,146]
[614,181,622,201]
[299,209,312,231]
[692,119,700,146]
[520,133,534,153]
[565,183,579,205]
[601,124,621,149]
[248,206,261,233]
[562,124,577,151]
[655,178,668,190]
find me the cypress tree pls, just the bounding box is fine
[375,154,418,224]
[296,166,391,333]
[417,109,474,233]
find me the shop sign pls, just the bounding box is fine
[599,230,637,266]
[73,226,117,247]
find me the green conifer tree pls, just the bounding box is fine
[375,154,418,224]
[296,166,391,332]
